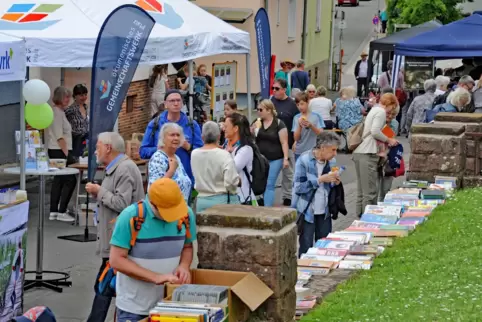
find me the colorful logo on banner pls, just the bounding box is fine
[99,80,111,100]
[0,3,62,30]
[135,0,183,29]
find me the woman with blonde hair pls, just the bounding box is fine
[334,86,364,131]
[353,93,399,217]
[252,99,289,206]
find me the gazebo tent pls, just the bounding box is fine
[0,33,26,188]
[370,20,442,52]
[395,14,482,58]
[0,0,250,66]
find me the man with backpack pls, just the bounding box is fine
[109,178,196,322]
[140,89,204,184]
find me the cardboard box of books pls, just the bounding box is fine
[165,269,273,322]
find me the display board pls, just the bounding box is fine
[404,57,434,90]
[0,201,29,320]
[211,61,238,121]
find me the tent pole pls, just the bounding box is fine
[188,60,194,119]
[19,80,26,190]
[246,53,252,122]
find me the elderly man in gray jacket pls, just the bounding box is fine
[85,132,145,322]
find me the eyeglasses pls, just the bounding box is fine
[167,99,182,103]
[272,86,281,91]
[257,108,264,112]
[308,90,315,93]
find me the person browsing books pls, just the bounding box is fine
[109,178,196,322]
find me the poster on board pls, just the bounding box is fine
[404,57,434,90]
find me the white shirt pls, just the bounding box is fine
[231,145,256,203]
[45,105,72,151]
[359,60,368,78]
[354,106,388,154]
[313,161,327,215]
[435,89,445,96]
[309,97,333,121]
[191,148,239,197]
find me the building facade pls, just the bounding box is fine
[303,0,334,87]
[192,0,304,108]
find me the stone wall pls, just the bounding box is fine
[196,205,298,322]
[409,113,482,187]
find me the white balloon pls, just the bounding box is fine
[23,79,51,105]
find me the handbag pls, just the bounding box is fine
[296,190,317,235]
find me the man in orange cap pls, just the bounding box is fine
[109,178,196,322]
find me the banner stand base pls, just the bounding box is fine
[58,233,97,243]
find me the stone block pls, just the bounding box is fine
[411,123,465,136]
[251,289,297,322]
[465,123,482,133]
[197,205,296,232]
[465,140,482,158]
[197,224,297,266]
[406,171,437,183]
[435,112,482,123]
[462,176,482,188]
[199,259,297,298]
[464,158,482,176]
[409,154,464,173]
[411,134,465,155]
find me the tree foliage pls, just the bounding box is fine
[388,0,465,31]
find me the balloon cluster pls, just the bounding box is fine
[23,80,52,130]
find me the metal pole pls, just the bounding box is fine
[328,3,336,89]
[338,12,344,88]
[19,80,25,190]
[36,175,45,277]
[246,54,252,122]
[188,60,194,118]
[301,0,308,60]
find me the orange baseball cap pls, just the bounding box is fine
[148,178,188,222]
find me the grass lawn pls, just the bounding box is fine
[302,188,482,322]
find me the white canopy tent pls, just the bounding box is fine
[0,0,250,67]
[0,0,254,182]
[0,33,26,188]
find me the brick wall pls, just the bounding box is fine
[118,79,151,140]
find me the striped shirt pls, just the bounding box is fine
[110,199,197,315]
[65,102,89,136]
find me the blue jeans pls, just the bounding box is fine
[299,214,332,256]
[87,258,112,322]
[264,158,283,207]
[116,308,148,322]
[196,193,240,213]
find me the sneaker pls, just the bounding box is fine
[283,199,291,207]
[56,213,75,222]
[49,212,58,221]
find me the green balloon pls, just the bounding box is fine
[25,103,54,130]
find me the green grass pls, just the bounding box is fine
[302,188,482,322]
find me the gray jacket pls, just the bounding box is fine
[96,155,145,258]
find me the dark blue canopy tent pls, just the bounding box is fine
[395,14,482,58]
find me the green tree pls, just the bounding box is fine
[387,0,466,32]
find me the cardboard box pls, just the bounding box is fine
[165,269,273,322]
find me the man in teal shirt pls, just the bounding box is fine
[380,10,388,33]
[109,178,196,322]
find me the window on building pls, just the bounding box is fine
[316,0,322,32]
[315,67,319,79]
[308,70,312,79]
[126,95,135,113]
[277,0,280,26]
[288,0,296,40]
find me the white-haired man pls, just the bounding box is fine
[85,132,145,322]
[405,79,437,132]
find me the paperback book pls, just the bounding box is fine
[300,254,345,263]
[314,239,357,250]
[360,213,399,225]
[369,237,394,246]
[338,260,373,270]
[305,248,348,257]
[364,205,402,218]
[349,245,384,255]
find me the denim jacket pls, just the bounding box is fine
[291,150,336,223]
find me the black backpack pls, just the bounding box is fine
[236,144,270,198]
[432,90,451,109]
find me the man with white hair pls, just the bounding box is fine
[85,132,145,322]
[457,75,476,113]
[406,79,437,132]
[434,75,450,96]
[426,87,472,122]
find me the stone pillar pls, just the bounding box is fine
[196,205,297,322]
[409,121,466,185]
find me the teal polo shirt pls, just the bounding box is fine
[110,198,197,315]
